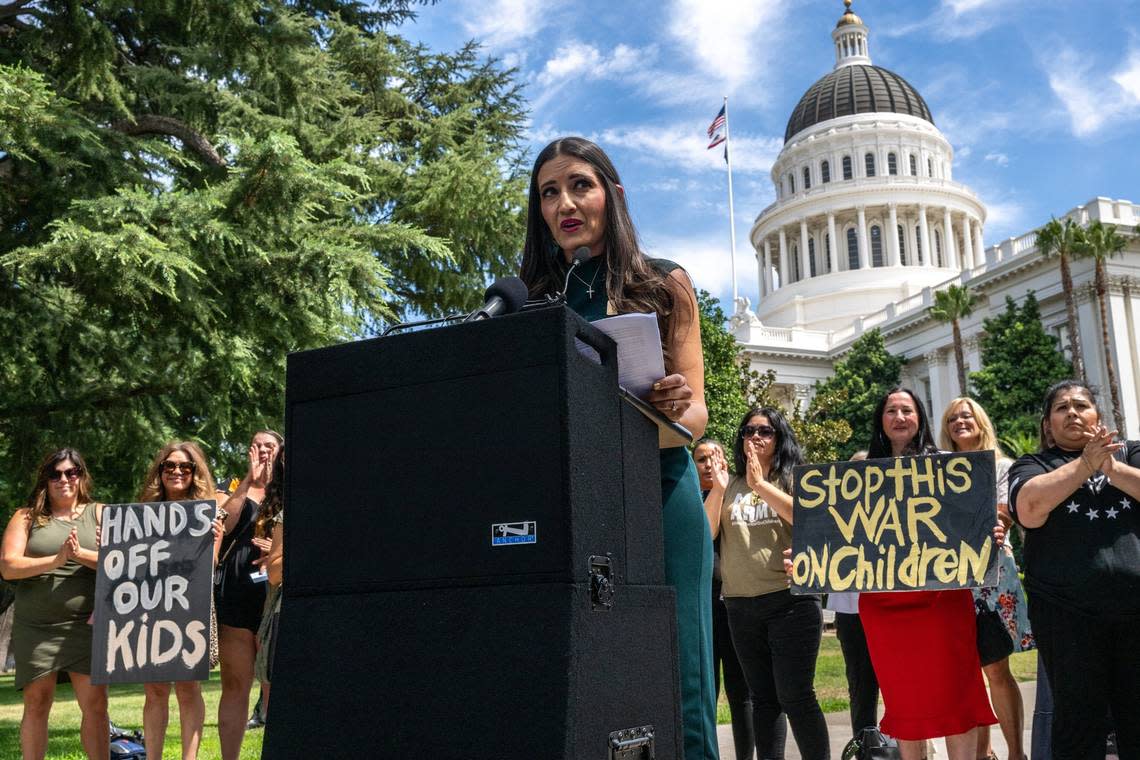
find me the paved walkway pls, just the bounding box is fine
[717,679,1038,760]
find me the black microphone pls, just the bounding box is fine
[463,276,529,322]
[559,246,593,300]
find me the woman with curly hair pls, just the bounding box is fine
[136,440,225,760]
[1,448,109,760]
[939,397,1032,760]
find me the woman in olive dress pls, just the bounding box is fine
[0,448,109,760]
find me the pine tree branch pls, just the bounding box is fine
[0,381,180,422]
[0,0,45,28]
[110,115,227,168]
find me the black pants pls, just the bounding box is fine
[725,590,829,760]
[715,582,785,760]
[1028,594,1140,760]
[834,611,879,736]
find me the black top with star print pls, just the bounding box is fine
[1008,442,1140,618]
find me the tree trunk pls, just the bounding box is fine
[1059,253,1086,382]
[952,318,967,396]
[1094,259,1126,431]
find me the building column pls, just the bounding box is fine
[799,219,811,280]
[973,221,985,265]
[856,206,870,270]
[942,207,959,269]
[761,238,773,296]
[918,205,932,267]
[778,228,789,288]
[961,216,975,270]
[888,203,901,266]
[827,212,838,273]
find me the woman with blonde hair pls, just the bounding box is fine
[939,398,1033,760]
[137,441,225,760]
[1,448,109,760]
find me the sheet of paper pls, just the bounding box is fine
[577,312,666,398]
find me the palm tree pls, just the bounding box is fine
[931,283,979,396]
[1035,217,1086,382]
[1076,220,1128,431]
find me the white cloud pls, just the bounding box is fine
[666,0,792,102]
[641,232,755,300]
[882,0,1022,40]
[596,122,783,175]
[956,145,972,159]
[1045,46,1140,137]
[460,0,544,49]
[984,151,1009,166]
[979,198,1028,241]
[536,42,643,87]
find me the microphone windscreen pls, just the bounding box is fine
[573,246,592,265]
[484,276,530,315]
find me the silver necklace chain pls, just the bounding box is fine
[571,264,602,299]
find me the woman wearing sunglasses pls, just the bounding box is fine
[1,448,109,760]
[705,407,829,760]
[136,441,225,760]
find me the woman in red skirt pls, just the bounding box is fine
[860,387,998,760]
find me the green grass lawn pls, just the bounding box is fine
[0,636,1040,754]
[0,670,262,759]
[715,632,1038,724]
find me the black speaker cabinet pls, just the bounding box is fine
[265,307,681,759]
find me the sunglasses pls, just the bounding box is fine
[742,424,776,439]
[48,467,82,483]
[161,461,196,475]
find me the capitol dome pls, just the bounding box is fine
[746,1,988,334]
[785,65,933,142]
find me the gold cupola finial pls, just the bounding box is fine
[837,0,863,28]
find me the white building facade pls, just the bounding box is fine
[733,2,1140,438]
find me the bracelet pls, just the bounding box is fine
[1079,452,1095,475]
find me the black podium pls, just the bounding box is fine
[263,306,682,759]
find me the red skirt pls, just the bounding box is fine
[860,589,997,740]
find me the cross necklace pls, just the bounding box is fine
[572,264,602,299]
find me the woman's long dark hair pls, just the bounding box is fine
[255,445,285,540]
[868,387,938,458]
[518,137,693,353]
[25,448,95,528]
[732,407,804,493]
[1037,379,1098,451]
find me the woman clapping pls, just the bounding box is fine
[1,449,108,760]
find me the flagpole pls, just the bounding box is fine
[722,95,739,306]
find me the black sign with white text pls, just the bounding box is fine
[91,500,216,684]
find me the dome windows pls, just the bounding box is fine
[871,225,883,266]
[888,153,898,175]
[809,238,818,276]
[843,155,853,180]
[909,154,917,176]
[803,166,812,190]
[821,160,831,183]
[846,228,859,269]
[927,157,934,177]
[897,225,907,265]
[865,152,876,177]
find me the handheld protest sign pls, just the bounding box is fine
[790,451,998,594]
[91,501,217,684]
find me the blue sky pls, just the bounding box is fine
[399,0,1140,314]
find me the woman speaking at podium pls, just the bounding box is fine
[519,136,718,760]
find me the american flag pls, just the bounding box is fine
[707,105,726,149]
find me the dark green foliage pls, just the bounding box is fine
[970,293,1073,442]
[0,1,527,507]
[697,291,749,453]
[811,329,906,460]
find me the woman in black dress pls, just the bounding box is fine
[216,429,281,760]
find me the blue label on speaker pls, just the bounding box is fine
[491,521,537,546]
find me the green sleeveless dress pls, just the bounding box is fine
[565,255,719,760]
[12,504,99,689]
